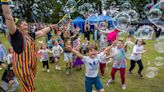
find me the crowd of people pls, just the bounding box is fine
[0,0,162,92]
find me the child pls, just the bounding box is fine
[1,47,19,92]
[0,40,7,69]
[72,34,83,71]
[124,36,135,59]
[82,38,89,55]
[66,41,116,92]
[64,39,73,74]
[106,40,126,90]
[129,39,147,78]
[93,24,99,45]
[52,40,63,70]
[38,44,52,72]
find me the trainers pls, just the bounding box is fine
[106,79,114,86]
[58,66,61,71]
[65,69,69,75]
[128,71,132,75]
[122,84,126,90]
[47,69,50,72]
[138,72,143,78]
[55,66,58,70]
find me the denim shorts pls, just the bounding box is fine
[85,76,103,92]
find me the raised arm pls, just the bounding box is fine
[66,45,83,59]
[2,0,16,35]
[102,40,116,54]
[35,25,55,38]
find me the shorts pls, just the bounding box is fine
[64,52,73,62]
[85,76,103,92]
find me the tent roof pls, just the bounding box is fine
[72,16,85,23]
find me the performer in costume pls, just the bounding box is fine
[1,0,55,91]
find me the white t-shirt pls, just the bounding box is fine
[130,45,144,61]
[38,49,51,61]
[52,45,63,57]
[82,52,106,78]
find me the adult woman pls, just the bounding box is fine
[1,1,55,91]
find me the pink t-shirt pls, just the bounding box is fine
[106,29,120,42]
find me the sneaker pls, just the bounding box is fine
[122,84,126,90]
[55,66,58,70]
[0,67,2,70]
[106,79,114,86]
[138,72,143,78]
[128,71,132,75]
[58,66,61,71]
[47,69,50,72]
[65,69,69,75]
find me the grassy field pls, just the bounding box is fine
[0,33,164,92]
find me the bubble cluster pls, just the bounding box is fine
[113,12,131,31]
[154,57,164,66]
[145,67,159,78]
[63,0,77,14]
[133,25,154,40]
[99,22,108,30]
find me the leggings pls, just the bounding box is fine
[111,68,126,84]
[99,63,106,76]
[42,60,49,69]
[129,60,143,74]
[13,60,37,92]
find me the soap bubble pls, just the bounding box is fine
[63,0,77,14]
[154,57,164,66]
[113,12,131,31]
[147,1,164,29]
[154,42,164,53]
[125,41,135,59]
[78,3,93,17]
[145,67,159,78]
[121,2,132,11]
[128,10,139,21]
[133,25,154,40]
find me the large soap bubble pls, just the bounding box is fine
[121,2,132,11]
[145,67,159,78]
[154,36,164,53]
[63,0,77,14]
[154,57,164,66]
[147,1,164,29]
[133,25,154,40]
[113,12,131,31]
[128,10,139,21]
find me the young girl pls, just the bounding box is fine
[64,39,73,74]
[106,40,126,90]
[72,34,83,71]
[82,38,89,55]
[129,39,147,78]
[52,40,63,71]
[38,44,52,72]
[0,40,7,69]
[66,41,116,92]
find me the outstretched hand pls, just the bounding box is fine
[66,45,72,51]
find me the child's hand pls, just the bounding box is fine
[66,45,72,51]
[9,80,14,84]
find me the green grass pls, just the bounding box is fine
[0,33,164,92]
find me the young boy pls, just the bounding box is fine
[66,41,116,92]
[106,40,127,90]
